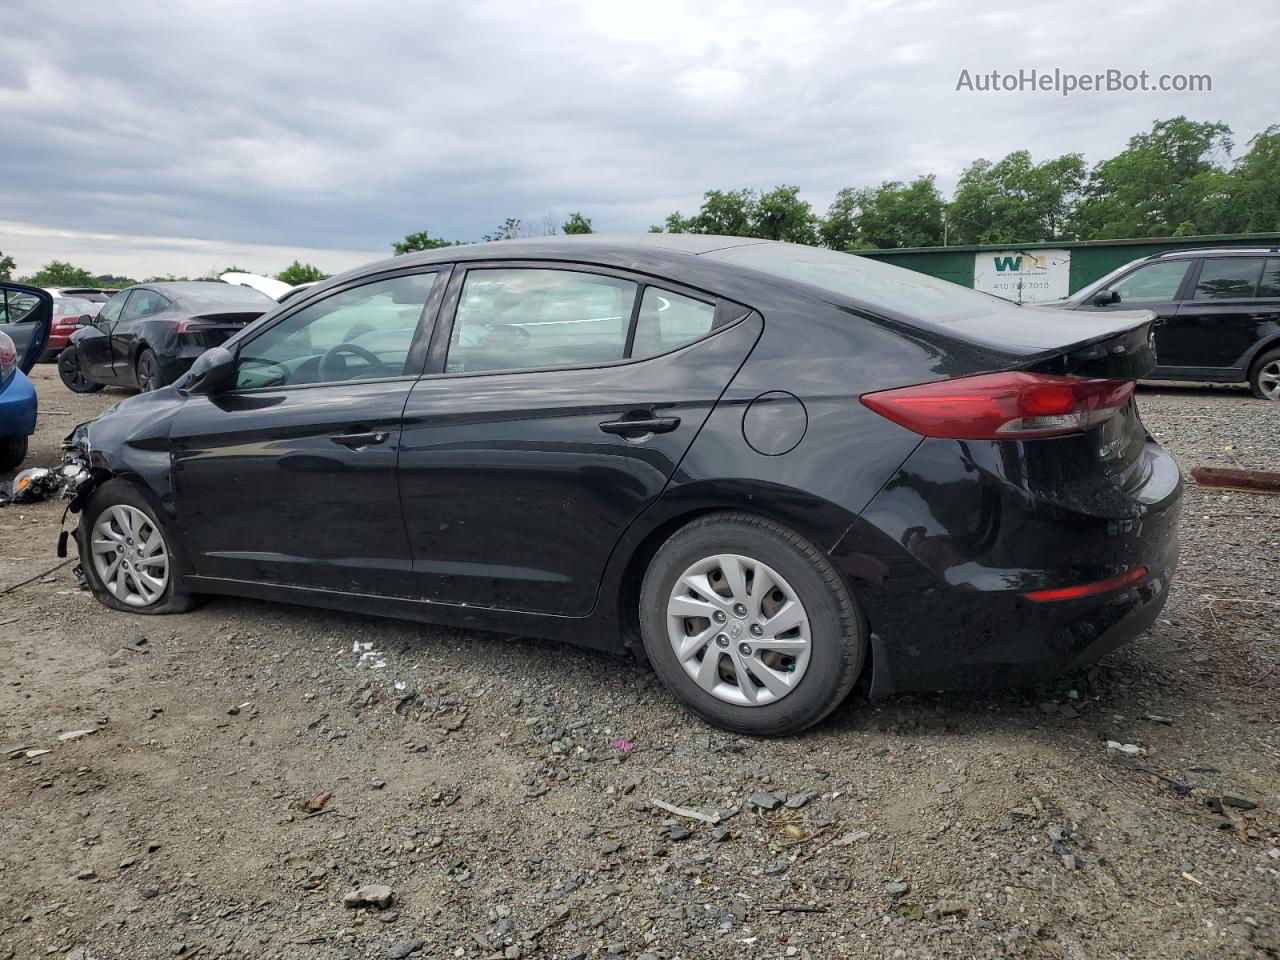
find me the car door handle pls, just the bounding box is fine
[599,417,680,436]
[331,430,389,449]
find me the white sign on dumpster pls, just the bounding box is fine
[973,249,1071,303]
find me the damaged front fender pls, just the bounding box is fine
[59,387,189,519]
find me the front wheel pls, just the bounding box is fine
[639,512,866,737]
[78,479,197,614]
[1249,349,1280,401]
[0,435,28,472]
[58,349,103,393]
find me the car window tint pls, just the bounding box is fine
[1193,258,1263,300]
[1109,261,1190,302]
[447,269,636,374]
[97,291,129,324]
[631,287,717,358]
[120,290,169,320]
[1257,259,1280,298]
[234,272,436,390]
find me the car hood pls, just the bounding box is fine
[220,272,292,300]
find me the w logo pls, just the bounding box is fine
[994,256,1023,272]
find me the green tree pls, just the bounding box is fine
[946,150,1086,243]
[276,261,325,285]
[392,229,456,255]
[23,260,100,287]
[1217,125,1280,233]
[1072,117,1234,239]
[750,186,818,244]
[820,176,945,250]
[483,218,523,242]
[0,251,14,280]
[561,212,593,234]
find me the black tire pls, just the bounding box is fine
[1248,348,1280,401]
[58,349,104,393]
[0,435,28,472]
[135,348,163,392]
[77,478,198,615]
[639,511,866,737]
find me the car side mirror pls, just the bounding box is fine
[79,314,94,326]
[183,346,237,394]
[1091,290,1121,306]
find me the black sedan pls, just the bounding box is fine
[60,236,1181,736]
[58,282,274,393]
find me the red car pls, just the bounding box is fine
[44,297,98,358]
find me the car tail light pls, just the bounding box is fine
[0,332,16,383]
[1022,566,1148,602]
[860,372,1135,440]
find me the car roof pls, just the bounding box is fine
[1149,247,1280,260]
[356,234,769,274]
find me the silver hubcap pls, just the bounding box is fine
[91,505,169,607]
[666,553,812,707]
[1258,360,1280,400]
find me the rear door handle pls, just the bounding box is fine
[331,430,389,449]
[599,417,680,436]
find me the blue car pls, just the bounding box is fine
[0,283,53,471]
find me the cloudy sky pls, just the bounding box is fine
[1,0,1275,278]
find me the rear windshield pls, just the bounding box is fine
[171,284,275,306]
[705,242,1016,322]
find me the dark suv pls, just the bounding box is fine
[1052,249,1280,400]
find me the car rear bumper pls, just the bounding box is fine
[838,434,1182,692]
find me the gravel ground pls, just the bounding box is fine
[0,366,1276,960]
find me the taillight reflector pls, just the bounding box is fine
[1022,566,1148,603]
[860,371,1135,440]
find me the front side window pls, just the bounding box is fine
[631,288,717,359]
[1109,260,1190,303]
[234,272,437,389]
[1193,258,1264,300]
[97,291,129,324]
[120,289,170,320]
[447,269,637,373]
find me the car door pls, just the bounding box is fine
[397,263,761,616]
[1168,256,1271,373]
[168,267,448,596]
[0,284,52,372]
[1077,258,1192,370]
[79,289,130,381]
[110,288,169,381]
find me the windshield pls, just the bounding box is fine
[705,242,1018,322]
[1065,258,1150,304]
[54,297,94,315]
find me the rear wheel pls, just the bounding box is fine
[78,479,197,614]
[1249,349,1280,401]
[136,348,162,392]
[58,349,103,393]
[639,512,866,736]
[0,435,27,472]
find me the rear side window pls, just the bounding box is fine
[1257,259,1280,298]
[448,269,636,373]
[1109,260,1190,303]
[631,288,716,359]
[1193,258,1264,300]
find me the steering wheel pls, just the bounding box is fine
[318,343,385,382]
